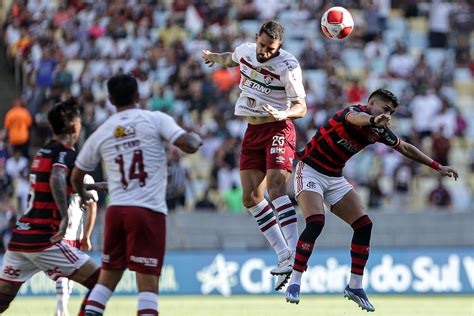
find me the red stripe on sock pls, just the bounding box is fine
[261,219,277,232]
[276,203,293,212]
[86,300,105,310]
[351,267,364,275]
[138,309,158,315]
[255,205,271,218]
[280,218,297,227]
[293,263,306,272]
[306,214,324,223]
[352,218,372,229]
[351,243,370,254]
[352,257,367,266]
[295,252,310,263]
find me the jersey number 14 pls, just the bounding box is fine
[114,149,148,189]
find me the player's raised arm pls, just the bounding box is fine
[201,50,239,67]
[173,132,203,153]
[394,140,459,180]
[346,111,391,127]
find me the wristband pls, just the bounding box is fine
[430,161,441,170]
[369,116,376,125]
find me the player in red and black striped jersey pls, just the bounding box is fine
[0,101,99,316]
[8,140,76,252]
[286,89,459,311]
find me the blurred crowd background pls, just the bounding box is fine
[0,0,473,252]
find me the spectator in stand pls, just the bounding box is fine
[346,79,366,104]
[3,98,32,158]
[5,150,29,214]
[428,176,452,207]
[431,127,451,166]
[409,84,442,141]
[388,41,415,79]
[195,189,217,211]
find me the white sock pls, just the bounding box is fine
[272,195,299,253]
[137,291,158,315]
[84,284,113,314]
[56,277,70,316]
[248,199,289,261]
[289,270,303,286]
[349,273,363,289]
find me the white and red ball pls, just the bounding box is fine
[321,6,354,40]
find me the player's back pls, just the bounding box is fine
[78,108,184,214]
[9,140,76,252]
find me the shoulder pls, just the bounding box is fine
[279,50,301,71]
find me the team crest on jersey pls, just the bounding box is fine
[113,124,136,139]
[263,75,273,85]
[247,98,256,108]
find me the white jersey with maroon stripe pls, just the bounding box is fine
[63,174,98,242]
[75,108,186,214]
[231,42,306,117]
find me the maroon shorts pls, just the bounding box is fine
[102,206,166,276]
[240,120,296,173]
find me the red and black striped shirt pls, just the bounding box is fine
[296,104,400,177]
[8,140,76,252]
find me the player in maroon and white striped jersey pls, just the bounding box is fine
[285,89,458,311]
[0,101,99,316]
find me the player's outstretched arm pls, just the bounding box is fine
[394,140,459,180]
[49,166,70,243]
[263,99,307,121]
[201,50,239,68]
[84,182,108,192]
[71,167,96,206]
[174,132,203,153]
[346,112,391,127]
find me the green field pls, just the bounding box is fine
[5,295,473,316]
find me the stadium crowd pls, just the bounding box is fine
[0,0,473,252]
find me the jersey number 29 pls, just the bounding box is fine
[114,149,148,189]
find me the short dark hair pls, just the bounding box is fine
[368,88,399,108]
[47,99,80,135]
[259,20,284,41]
[107,74,138,107]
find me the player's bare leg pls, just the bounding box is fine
[266,169,298,290]
[331,189,375,312]
[136,273,159,315]
[0,279,21,313]
[84,269,123,316]
[286,191,325,304]
[241,170,290,274]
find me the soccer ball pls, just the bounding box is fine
[321,6,354,40]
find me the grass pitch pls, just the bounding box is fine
[5,295,473,316]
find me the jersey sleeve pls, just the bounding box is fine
[283,59,306,101]
[341,105,363,123]
[83,174,98,202]
[231,43,246,64]
[52,149,76,171]
[75,133,102,172]
[153,111,186,144]
[379,127,401,147]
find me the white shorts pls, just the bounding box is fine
[0,241,89,284]
[294,161,353,208]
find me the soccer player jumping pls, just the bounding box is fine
[202,20,307,290]
[285,89,458,311]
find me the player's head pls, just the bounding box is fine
[107,74,139,108]
[47,99,81,144]
[367,88,399,117]
[256,20,284,63]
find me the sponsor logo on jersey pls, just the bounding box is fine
[16,222,31,231]
[114,124,136,139]
[3,266,21,276]
[337,139,362,153]
[58,151,67,164]
[243,78,271,94]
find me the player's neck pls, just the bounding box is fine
[52,134,74,149]
[116,104,138,112]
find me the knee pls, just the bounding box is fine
[351,215,372,232]
[267,184,287,201]
[242,192,263,209]
[305,214,325,230]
